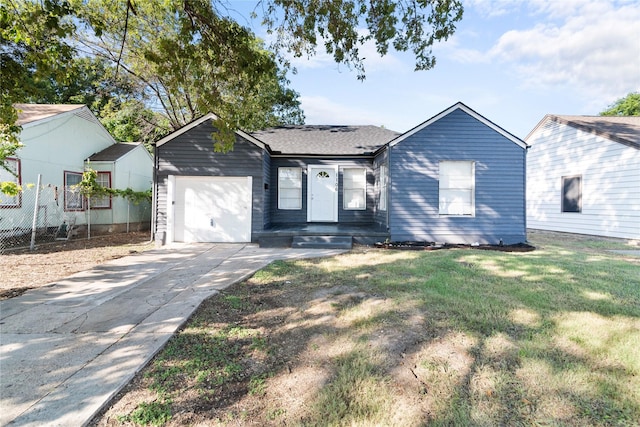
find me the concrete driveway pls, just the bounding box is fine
[0,243,344,427]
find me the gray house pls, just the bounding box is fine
[153,102,528,248]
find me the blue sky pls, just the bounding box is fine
[228,0,640,139]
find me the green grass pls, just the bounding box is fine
[281,236,640,425]
[121,234,639,426]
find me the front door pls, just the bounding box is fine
[307,165,338,222]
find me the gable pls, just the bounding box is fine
[154,113,266,149]
[389,102,527,150]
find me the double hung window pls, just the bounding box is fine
[439,161,475,216]
[343,168,366,210]
[278,167,302,209]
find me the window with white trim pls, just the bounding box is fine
[561,175,581,213]
[64,171,84,211]
[278,167,302,209]
[439,161,475,216]
[90,172,112,209]
[379,164,387,211]
[343,168,366,210]
[0,158,21,208]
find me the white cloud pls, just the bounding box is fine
[300,96,391,126]
[459,1,640,106]
[283,29,405,75]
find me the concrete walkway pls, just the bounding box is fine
[0,243,344,427]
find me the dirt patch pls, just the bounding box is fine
[0,231,153,300]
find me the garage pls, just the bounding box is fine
[169,176,252,243]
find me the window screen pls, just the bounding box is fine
[562,175,581,213]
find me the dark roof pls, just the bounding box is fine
[251,125,400,155]
[540,115,640,149]
[88,143,140,161]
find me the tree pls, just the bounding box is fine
[263,0,464,79]
[2,0,465,150]
[600,92,640,116]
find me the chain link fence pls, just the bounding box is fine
[1,177,151,253]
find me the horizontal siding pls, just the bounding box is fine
[155,120,265,242]
[527,121,640,239]
[373,149,388,228]
[389,109,527,244]
[263,151,271,229]
[269,158,375,224]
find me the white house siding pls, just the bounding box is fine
[12,112,115,228]
[110,146,153,225]
[527,121,640,239]
[88,146,152,228]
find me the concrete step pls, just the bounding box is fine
[291,235,353,249]
[257,236,293,248]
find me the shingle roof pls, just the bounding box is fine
[251,125,400,155]
[542,115,640,149]
[88,143,140,161]
[14,104,85,126]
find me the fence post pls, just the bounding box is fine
[30,174,42,251]
[87,195,91,239]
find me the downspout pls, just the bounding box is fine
[386,145,391,235]
[524,145,529,242]
[149,144,157,244]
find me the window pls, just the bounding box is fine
[343,168,366,210]
[90,172,112,209]
[439,161,475,216]
[562,175,581,213]
[379,164,387,211]
[64,171,84,211]
[278,167,302,209]
[0,158,21,208]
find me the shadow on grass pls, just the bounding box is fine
[108,243,640,426]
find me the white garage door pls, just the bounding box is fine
[173,176,252,243]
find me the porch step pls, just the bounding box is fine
[257,236,293,248]
[291,235,353,249]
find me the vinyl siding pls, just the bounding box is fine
[269,158,375,225]
[373,149,389,228]
[389,109,526,244]
[263,151,272,229]
[527,121,640,239]
[155,120,265,242]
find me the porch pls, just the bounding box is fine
[256,223,389,249]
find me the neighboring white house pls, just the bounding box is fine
[526,115,640,240]
[0,104,153,239]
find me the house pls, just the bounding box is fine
[153,102,528,247]
[0,104,153,242]
[526,115,640,240]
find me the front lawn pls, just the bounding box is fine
[94,232,640,426]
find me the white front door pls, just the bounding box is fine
[307,165,338,222]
